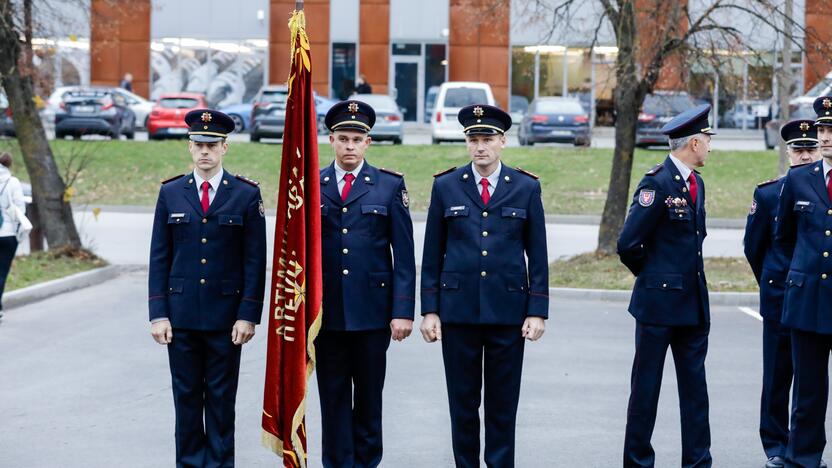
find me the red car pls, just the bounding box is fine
[147,93,207,140]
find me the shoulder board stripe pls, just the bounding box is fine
[757,177,782,187]
[645,164,664,176]
[433,166,456,178]
[235,174,260,186]
[515,167,540,179]
[379,167,403,177]
[161,174,185,184]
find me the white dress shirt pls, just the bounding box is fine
[669,154,693,190]
[472,161,502,197]
[824,159,832,186]
[334,160,365,193]
[193,168,224,205]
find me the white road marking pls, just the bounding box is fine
[738,306,763,322]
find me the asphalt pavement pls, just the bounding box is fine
[1,271,829,467]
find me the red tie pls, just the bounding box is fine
[827,173,832,203]
[341,173,355,202]
[688,173,698,205]
[200,181,211,214]
[480,178,490,205]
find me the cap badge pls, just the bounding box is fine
[473,106,484,118]
[800,122,811,132]
[824,98,832,109]
[348,102,359,113]
[201,112,212,122]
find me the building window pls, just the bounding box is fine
[392,43,421,56]
[332,42,356,100]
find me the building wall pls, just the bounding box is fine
[90,0,152,97]
[269,0,330,95]
[390,0,448,41]
[151,0,269,39]
[359,0,390,95]
[805,0,832,91]
[448,0,510,109]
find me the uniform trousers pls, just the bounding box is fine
[786,329,832,468]
[623,321,711,468]
[441,323,526,468]
[761,319,794,459]
[167,328,242,468]
[316,329,391,468]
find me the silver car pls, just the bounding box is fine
[349,94,404,144]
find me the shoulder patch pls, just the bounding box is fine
[379,167,403,177]
[645,164,664,176]
[757,177,782,188]
[515,167,540,180]
[160,174,185,184]
[235,174,260,186]
[433,166,456,178]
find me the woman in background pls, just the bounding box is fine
[0,152,25,320]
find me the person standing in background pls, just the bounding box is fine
[0,152,25,321]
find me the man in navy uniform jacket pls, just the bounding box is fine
[317,100,416,468]
[420,104,549,468]
[148,109,266,467]
[776,96,832,468]
[744,119,819,468]
[617,104,715,468]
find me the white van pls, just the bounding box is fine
[430,82,496,144]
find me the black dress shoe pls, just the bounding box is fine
[765,456,785,468]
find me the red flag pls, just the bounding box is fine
[261,8,322,468]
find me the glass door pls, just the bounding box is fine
[390,46,423,122]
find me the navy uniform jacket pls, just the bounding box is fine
[775,159,832,334]
[617,156,709,326]
[420,164,549,325]
[744,177,793,322]
[320,161,416,331]
[148,172,267,330]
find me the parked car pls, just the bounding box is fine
[218,102,253,133]
[55,88,136,139]
[147,93,207,140]
[250,85,288,142]
[424,86,439,123]
[0,92,14,137]
[431,81,496,144]
[348,94,404,144]
[45,85,153,129]
[509,95,529,124]
[314,92,337,133]
[635,91,698,148]
[724,100,769,129]
[517,97,590,146]
[763,102,816,149]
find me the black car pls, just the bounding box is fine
[0,92,14,137]
[250,85,288,142]
[636,92,697,148]
[518,97,590,146]
[55,88,136,140]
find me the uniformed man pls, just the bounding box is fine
[744,119,819,468]
[617,104,714,467]
[777,96,832,468]
[317,100,416,468]
[420,104,549,467]
[148,109,266,467]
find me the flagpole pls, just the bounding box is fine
[296,0,303,10]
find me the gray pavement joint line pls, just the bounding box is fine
[738,306,763,322]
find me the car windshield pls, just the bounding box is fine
[790,103,816,119]
[352,95,397,112]
[643,94,695,115]
[66,93,112,104]
[159,98,199,109]
[262,91,288,104]
[535,100,584,114]
[443,88,488,108]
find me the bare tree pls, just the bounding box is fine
[0,0,81,249]
[518,0,826,254]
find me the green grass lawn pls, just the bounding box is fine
[0,138,781,217]
[550,253,758,292]
[6,248,107,292]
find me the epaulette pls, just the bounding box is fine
[645,164,664,176]
[160,174,185,184]
[379,167,403,177]
[757,177,782,188]
[516,167,539,180]
[433,166,456,178]
[235,174,260,186]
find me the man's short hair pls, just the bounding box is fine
[668,134,695,151]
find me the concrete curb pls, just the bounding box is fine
[549,286,759,307]
[4,265,123,310]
